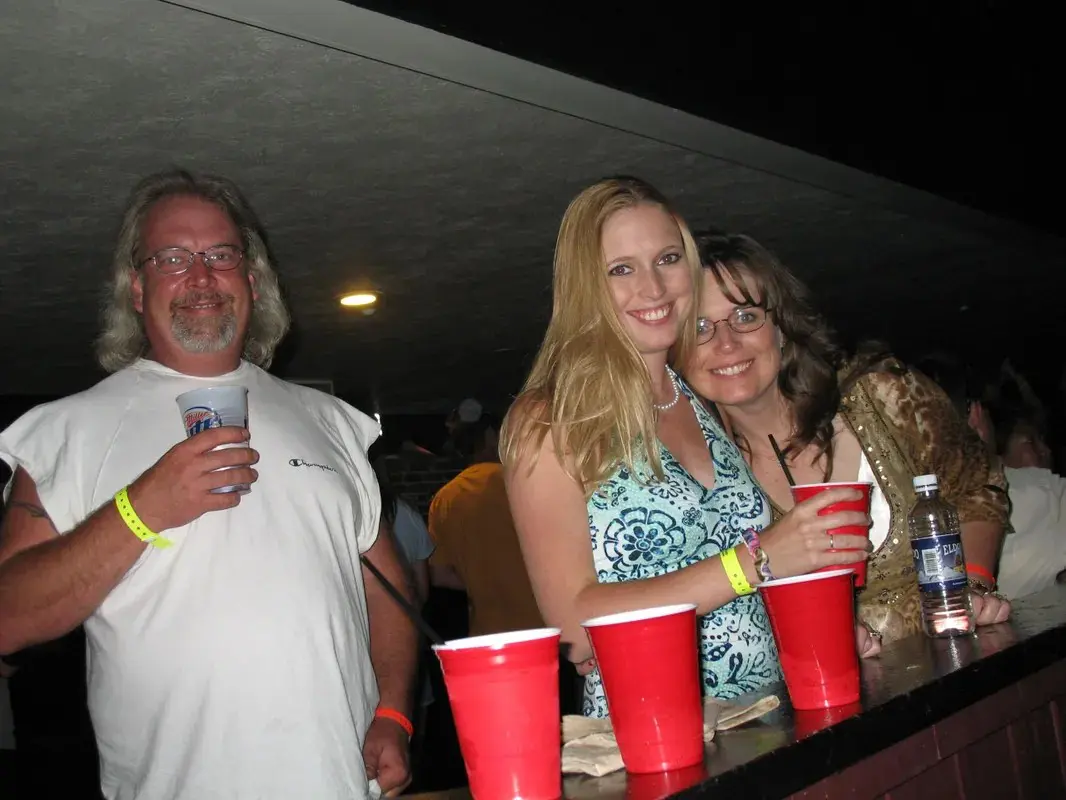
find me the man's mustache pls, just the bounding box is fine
[171,292,235,310]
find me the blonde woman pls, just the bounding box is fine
[501,178,878,716]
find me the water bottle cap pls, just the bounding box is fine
[913,474,939,491]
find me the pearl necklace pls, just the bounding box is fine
[654,367,681,412]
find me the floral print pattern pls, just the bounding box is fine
[583,375,781,717]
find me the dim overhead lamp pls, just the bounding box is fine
[340,292,379,308]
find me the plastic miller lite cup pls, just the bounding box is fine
[176,385,250,494]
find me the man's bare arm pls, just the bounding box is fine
[0,428,260,655]
[0,468,147,655]
[362,527,418,722]
[410,560,430,607]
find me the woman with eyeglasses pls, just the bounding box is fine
[679,233,1012,645]
[500,178,880,716]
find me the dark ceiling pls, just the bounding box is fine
[0,0,1062,418]
[348,1,1063,234]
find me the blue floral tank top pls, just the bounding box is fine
[583,376,781,716]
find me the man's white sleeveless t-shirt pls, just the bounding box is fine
[0,359,383,800]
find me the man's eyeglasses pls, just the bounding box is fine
[139,245,244,276]
[696,306,770,344]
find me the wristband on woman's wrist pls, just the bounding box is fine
[739,528,774,583]
[966,563,996,589]
[720,546,755,596]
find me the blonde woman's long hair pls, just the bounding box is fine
[500,176,701,496]
[96,169,290,372]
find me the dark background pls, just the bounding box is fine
[347,1,1062,234]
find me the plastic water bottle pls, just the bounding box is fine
[908,474,976,638]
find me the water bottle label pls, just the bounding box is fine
[911,533,966,591]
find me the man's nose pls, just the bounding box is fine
[185,255,217,285]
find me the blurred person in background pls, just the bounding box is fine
[377,470,434,605]
[429,405,546,637]
[917,354,1066,598]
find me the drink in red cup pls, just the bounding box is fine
[789,482,872,587]
[581,604,703,774]
[434,629,562,800]
[758,569,861,710]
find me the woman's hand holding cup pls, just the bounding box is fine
[759,488,872,580]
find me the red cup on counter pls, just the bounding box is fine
[758,569,860,710]
[434,628,562,800]
[790,482,873,587]
[582,604,703,774]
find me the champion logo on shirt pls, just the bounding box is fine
[289,458,338,473]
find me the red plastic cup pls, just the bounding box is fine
[759,569,860,710]
[790,482,872,587]
[434,629,562,800]
[581,605,703,774]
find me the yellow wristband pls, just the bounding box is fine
[720,546,754,596]
[114,487,173,550]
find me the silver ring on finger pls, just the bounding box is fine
[828,533,835,549]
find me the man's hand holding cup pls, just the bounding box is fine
[128,427,260,533]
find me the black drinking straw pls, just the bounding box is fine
[360,555,446,646]
[768,434,796,487]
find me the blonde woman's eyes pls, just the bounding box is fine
[608,263,633,276]
[658,252,682,265]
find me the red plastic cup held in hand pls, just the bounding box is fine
[790,482,873,586]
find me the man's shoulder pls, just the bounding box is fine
[3,368,136,433]
[252,369,380,448]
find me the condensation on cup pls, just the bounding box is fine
[175,385,250,494]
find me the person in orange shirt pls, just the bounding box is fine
[429,410,544,638]
[428,407,581,713]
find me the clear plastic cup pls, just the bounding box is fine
[176,385,250,494]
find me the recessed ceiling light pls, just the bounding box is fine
[340,291,379,308]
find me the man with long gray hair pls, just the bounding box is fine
[0,170,417,799]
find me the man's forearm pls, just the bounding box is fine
[362,535,418,719]
[0,501,146,655]
[412,561,429,607]
[961,520,1005,578]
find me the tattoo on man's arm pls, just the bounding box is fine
[5,501,58,532]
[8,501,50,519]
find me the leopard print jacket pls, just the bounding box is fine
[838,360,1009,644]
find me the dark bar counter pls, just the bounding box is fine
[409,583,1066,800]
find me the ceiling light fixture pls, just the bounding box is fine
[340,291,380,308]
